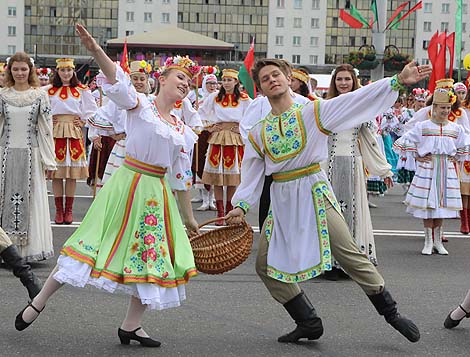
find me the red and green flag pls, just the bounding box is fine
[339,8,364,28]
[370,0,379,28]
[238,38,256,99]
[386,1,410,29]
[389,1,423,29]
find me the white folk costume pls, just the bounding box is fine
[54,64,198,310]
[0,87,56,261]
[394,85,470,255]
[327,119,392,266]
[200,69,252,186]
[233,77,398,282]
[47,59,97,179]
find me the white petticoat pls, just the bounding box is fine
[54,255,186,310]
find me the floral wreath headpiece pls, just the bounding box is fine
[159,56,201,79]
[37,67,52,79]
[201,65,219,76]
[412,88,430,102]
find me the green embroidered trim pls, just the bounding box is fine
[265,181,337,283]
[313,101,331,135]
[235,200,250,214]
[248,132,264,158]
[261,103,306,163]
[390,74,407,92]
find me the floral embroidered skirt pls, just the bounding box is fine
[54,157,197,310]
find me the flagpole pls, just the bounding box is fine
[370,0,387,81]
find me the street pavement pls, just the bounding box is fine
[1,182,470,356]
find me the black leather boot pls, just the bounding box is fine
[368,288,420,342]
[0,245,42,299]
[278,291,323,343]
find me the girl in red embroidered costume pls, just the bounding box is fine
[199,69,252,225]
[47,58,97,224]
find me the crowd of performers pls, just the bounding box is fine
[2,24,470,348]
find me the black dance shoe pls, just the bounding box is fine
[444,305,470,329]
[15,301,44,331]
[118,327,161,347]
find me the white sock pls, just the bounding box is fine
[450,289,470,320]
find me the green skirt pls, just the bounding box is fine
[60,157,197,290]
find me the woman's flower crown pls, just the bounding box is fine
[201,65,219,76]
[162,56,201,78]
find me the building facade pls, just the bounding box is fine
[118,0,177,37]
[267,0,327,66]
[1,1,25,56]
[177,0,269,60]
[415,1,470,66]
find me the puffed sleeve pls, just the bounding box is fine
[198,92,217,122]
[167,125,198,191]
[79,88,98,122]
[102,65,139,111]
[181,97,203,130]
[37,91,57,170]
[87,100,122,137]
[318,78,399,133]
[231,125,266,213]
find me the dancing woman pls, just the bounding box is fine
[14,25,200,348]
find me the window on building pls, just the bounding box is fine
[25,6,31,16]
[331,36,337,46]
[50,25,56,36]
[144,12,152,22]
[274,54,284,59]
[275,35,284,45]
[294,0,302,9]
[106,28,112,38]
[8,45,16,55]
[277,0,285,8]
[310,36,318,47]
[463,23,467,33]
[162,0,170,3]
[441,3,450,13]
[309,55,318,65]
[8,7,16,16]
[145,0,153,3]
[463,4,468,14]
[178,12,183,22]
[31,25,37,35]
[424,2,432,13]
[293,36,301,46]
[125,30,134,36]
[293,18,302,28]
[50,7,56,17]
[214,32,218,39]
[292,55,301,64]
[441,22,449,32]
[361,36,367,45]
[423,22,431,32]
[196,13,200,22]
[422,40,429,49]
[276,17,284,27]
[162,13,170,23]
[8,26,16,36]
[312,0,320,9]
[126,12,134,21]
[311,18,319,28]
[332,17,338,27]
[349,36,355,47]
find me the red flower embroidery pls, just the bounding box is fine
[144,234,156,245]
[144,214,158,226]
[124,267,132,274]
[162,272,169,278]
[141,251,148,263]
[147,248,157,261]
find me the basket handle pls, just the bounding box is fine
[198,216,228,228]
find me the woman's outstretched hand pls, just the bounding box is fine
[398,61,432,86]
[76,24,100,53]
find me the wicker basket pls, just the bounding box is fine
[189,217,254,274]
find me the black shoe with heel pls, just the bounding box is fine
[118,327,161,347]
[444,305,470,329]
[15,301,44,331]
